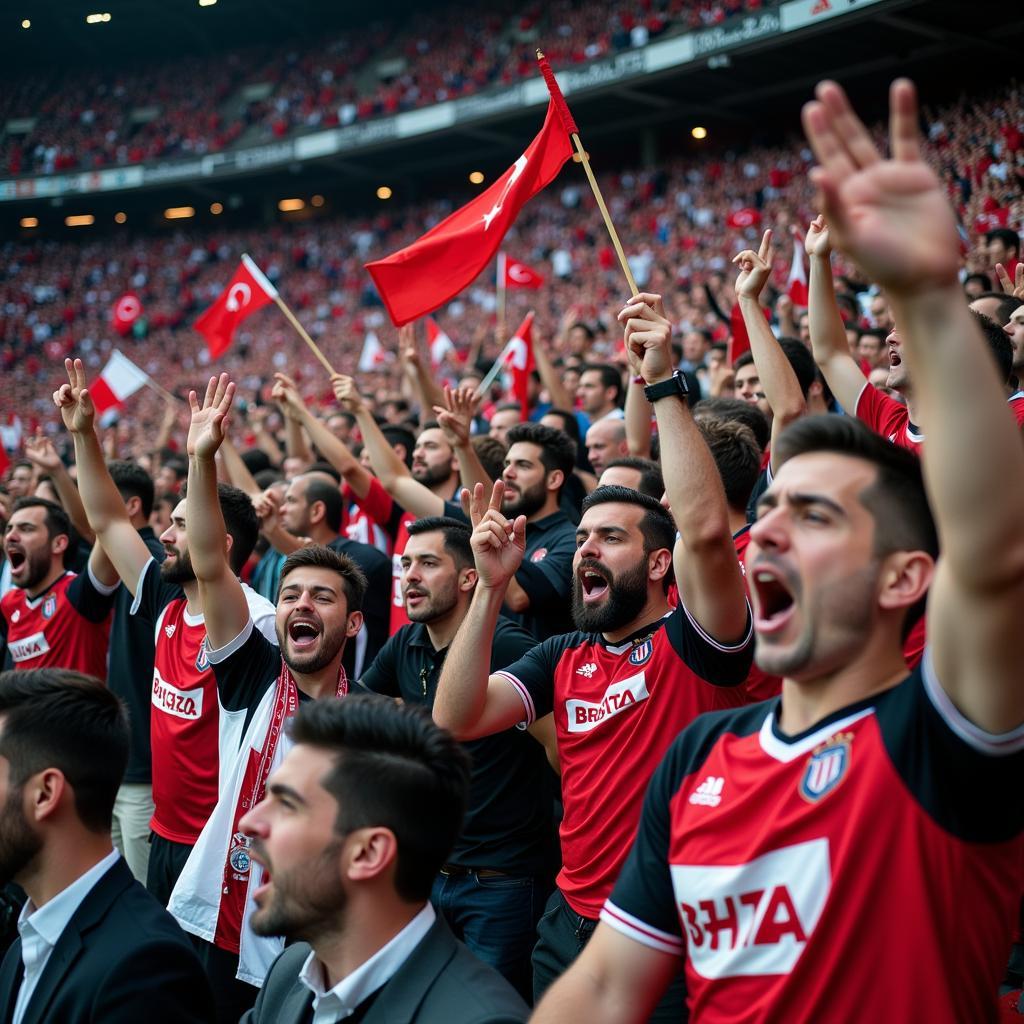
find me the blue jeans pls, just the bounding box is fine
[431,869,548,1004]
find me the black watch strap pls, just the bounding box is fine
[643,371,689,403]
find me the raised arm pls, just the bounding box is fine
[433,481,532,739]
[533,324,575,413]
[334,374,444,518]
[433,386,493,496]
[398,323,446,417]
[804,78,1024,733]
[273,373,373,499]
[55,359,152,596]
[23,434,95,545]
[733,229,807,466]
[184,374,250,651]
[805,215,868,412]
[619,294,749,644]
[218,434,262,499]
[623,375,653,459]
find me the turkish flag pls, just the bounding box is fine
[194,254,277,359]
[787,231,808,308]
[500,312,535,420]
[500,253,545,289]
[726,207,762,230]
[426,317,455,368]
[111,292,143,336]
[366,101,572,326]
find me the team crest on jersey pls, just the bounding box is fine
[10,610,19,624]
[164,623,176,638]
[629,638,653,666]
[195,636,210,672]
[530,547,548,563]
[228,832,251,876]
[42,595,57,619]
[799,732,852,803]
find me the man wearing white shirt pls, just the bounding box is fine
[0,668,214,1024]
[240,696,527,1024]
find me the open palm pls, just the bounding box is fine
[187,373,235,459]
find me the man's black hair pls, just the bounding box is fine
[779,338,817,399]
[279,545,367,612]
[406,516,473,570]
[471,436,506,484]
[9,496,70,544]
[288,695,470,902]
[217,483,260,574]
[580,363,623,406]
[381,425,416,469]
[974,293,1024,329]
[493,402,522,417]
[0,669,128,833]
[161,456,188,481]
[505,422,577,488]
[963,272,992,293]
[302,476,344,534]
[985,227,1020,256]
[240,448,272,477]
[540,408,582,446]
[694,397,770,450]
[253,469,285,491]
[971,308,1014,384]
[698,418,762,512]
[569,321,596,342]
[602,457,664,499]
[108,460,155,519]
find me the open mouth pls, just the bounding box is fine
[5,547,25,574]
[287,618,321,649]
[578,563,610,605]
[405,588,428,608]
[888,349,901,368]
[750,567,796,634]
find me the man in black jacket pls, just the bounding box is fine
[240,696,527,1024]
[0,668,214,1024]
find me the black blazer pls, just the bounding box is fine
[0,857,215,1024]
[243,914,528,1024]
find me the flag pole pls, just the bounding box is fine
[143,377,181,405]
[496,252,506,348]
[536,51,638,297]
[271,295,337,377]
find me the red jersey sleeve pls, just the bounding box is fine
[355,475,395,526]
[854,381,910,443]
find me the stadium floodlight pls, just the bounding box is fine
[164,206,195,220]
[691,126,708,140]
[210,202,224,214]
[85,12,112,23]
[114,211,127,224]
[469,171,485,185]
[20,19,30,29]
[20,217,38,228]
[278,198,305,212]
[199,0,218,6]
[311,195,325,207]
[376,186,393,200]
[65,215,95,227]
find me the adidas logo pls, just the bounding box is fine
[164,624,176,638]
[689,776,725,807]
[576,662,598,678]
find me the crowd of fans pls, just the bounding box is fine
[1,0,774,176]
[0,47,1023,1022]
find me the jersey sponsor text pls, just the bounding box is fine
[152,668,204,721]
[8,630,50,663]
[566,671,649,733]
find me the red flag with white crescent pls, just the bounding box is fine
[194,254,277,359]
[501,255,545,290]
[366,101,572,327]
[499,312,535,420]
[111,292,143,336]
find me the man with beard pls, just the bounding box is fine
[443,423,578,641]
[434,289,753,1019]
[0,497,113,679]
[259,471,390,678]
[167,374,366,1022]
[54,359,277,912]
[238,696,528,1024]
[531,77,1024,1024]
[359,517,547,1001]
[0,668,215,1023]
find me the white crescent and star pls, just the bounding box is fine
[115,295,140,320]
[225,282,252,313]
[483,154,528,230]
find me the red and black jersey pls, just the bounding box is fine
[0,570,112,679]
[496,602,753,918]
[604,652,1024,1022]
[855,382,924,452]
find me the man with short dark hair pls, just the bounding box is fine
[598,457,664,498]
[435,290,753,1018]
[986,226,1021,279]
[167,376,368,1021]
[576,364,624,424]
[240,696,528,1023]
[0,497,113,679]
[489,404,523,448]
[532,77,1024,1024]
[0,668,215,1023]
[360,517,548,1001]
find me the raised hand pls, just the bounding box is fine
[53,358,96,435]
[996,262,1024,300]
[801,79,959,295]
[272,371,306,421]
[398,323,421,374]
[804,214,832,259]
[460,480,526,591]
[617,292,672,384]
[253,488,281,533]
[733,229,774,301]
[330,373,365,414]
[23,434,62,472]
[433,385,479,448]
[187,373,235,460]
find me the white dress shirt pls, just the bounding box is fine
[298,903,435,1023]
[13,849,120,1024]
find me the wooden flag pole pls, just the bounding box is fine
[272,295,337,377]
[496,251,507,348]
[143,377,181,405]
[537,50,638,297]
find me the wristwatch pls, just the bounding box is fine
[643,370,689,403]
